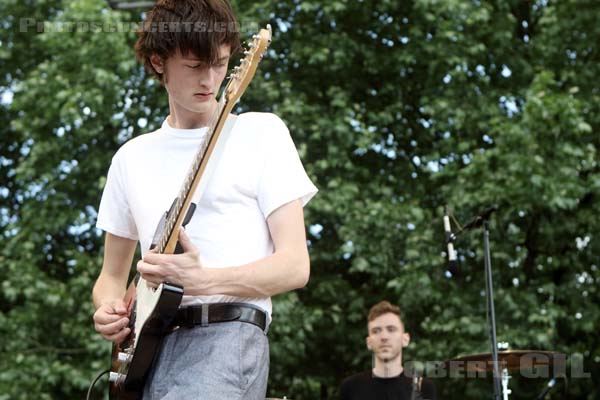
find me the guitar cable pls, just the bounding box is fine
[86,369,110,400]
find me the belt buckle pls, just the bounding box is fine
[201,303,209,327]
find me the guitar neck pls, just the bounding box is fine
[156,96,233,255]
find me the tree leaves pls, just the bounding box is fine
[1,0,598,398]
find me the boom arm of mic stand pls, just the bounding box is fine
[446,205,498,243]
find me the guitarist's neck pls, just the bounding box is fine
[167,99,220,129]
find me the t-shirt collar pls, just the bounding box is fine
[161,117,209,139]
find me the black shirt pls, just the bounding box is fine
[340,370,436,400]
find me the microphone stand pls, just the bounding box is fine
[448,206,502,400]
[483,218,502,400]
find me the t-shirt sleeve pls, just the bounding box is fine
[256,114,318,218]
[96,151,139,240]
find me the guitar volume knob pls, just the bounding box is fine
[109,371,126,384]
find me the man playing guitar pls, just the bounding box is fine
[92,1,317,398]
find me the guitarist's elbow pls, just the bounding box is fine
[291,255,310,290]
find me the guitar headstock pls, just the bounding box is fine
[224,24,272,105]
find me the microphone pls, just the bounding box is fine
[443,206,458,274]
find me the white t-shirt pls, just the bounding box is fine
[96,112,318,318]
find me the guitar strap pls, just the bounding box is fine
[169,114,237,254]
[191,113,238,205]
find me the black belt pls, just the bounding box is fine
[168,302,267,332]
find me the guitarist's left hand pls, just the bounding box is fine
[137,229,207,293]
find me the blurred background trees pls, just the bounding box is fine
[1,0,597,398]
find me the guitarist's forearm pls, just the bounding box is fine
[93,232,137,309]
[187,248,310,298]
[138,200,311,298]
[92,275,128,309]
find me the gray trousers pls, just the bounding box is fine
[143,321,269,400]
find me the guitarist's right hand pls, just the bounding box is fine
[93,300,131,344]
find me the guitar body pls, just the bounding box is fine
[108,278,184,399]
[108,206,188,399]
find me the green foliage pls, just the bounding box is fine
[1,0,598,399]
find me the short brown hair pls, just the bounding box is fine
[368,300,403,324]
[134,0,242,81]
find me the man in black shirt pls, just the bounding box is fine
[340,301,436,400]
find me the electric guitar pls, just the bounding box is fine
[107,25,272,399]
